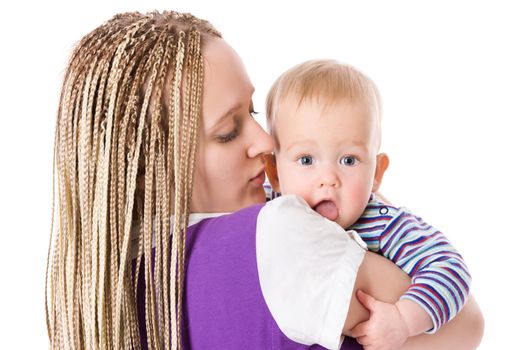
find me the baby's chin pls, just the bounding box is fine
[335,216,355,229]
[336,209,362,228]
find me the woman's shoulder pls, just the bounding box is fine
[190,196,308,233]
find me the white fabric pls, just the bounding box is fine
[256,195,366,350]
[188,212,229,226]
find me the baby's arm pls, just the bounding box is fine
[348,290,431,349]
[385,212,471,333]
[343,250,431,349]
[345,198,471,349]
[343,251,483,350]
[353,200,471,333]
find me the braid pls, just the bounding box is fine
[175,31,192,348]
[151,31,173,350]
[47,11,221,349]
[169,30,185,349]
[142,29,170,350]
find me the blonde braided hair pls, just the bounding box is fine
[45,11,221,349]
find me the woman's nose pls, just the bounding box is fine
[246,119,275,158]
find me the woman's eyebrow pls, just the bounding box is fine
[211,87,255,129]
[210,103,242,131]
[220,104,241,121]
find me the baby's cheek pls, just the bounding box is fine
[281,175,313,204]
[274,164,291,191]
[356,185,372,205]
[344,182,371,211]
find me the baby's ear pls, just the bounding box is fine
[263,153,280,192]
[372,153,389,193]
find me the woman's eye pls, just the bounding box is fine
[340,156,358,166]
[297,155,314,166]
[250,110,259,118]
[216,128,239,143]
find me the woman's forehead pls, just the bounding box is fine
[201,38,254,130]
[202,38,252,91]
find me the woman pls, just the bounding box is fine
[46,11,483,349]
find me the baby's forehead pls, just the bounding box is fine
[274,95,382,149]
[278,94,380,125]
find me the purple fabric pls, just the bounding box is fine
[136,204,363,349]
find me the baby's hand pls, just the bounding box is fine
[348,290,409,350]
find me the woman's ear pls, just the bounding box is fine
[372,153,389,193]
[263,153,280,192]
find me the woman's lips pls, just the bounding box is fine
[250,170,266,186]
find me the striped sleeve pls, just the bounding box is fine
[351,198,471,333]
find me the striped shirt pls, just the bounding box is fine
[349,194,471,332]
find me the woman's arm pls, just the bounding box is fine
[402,296,484,350]
[344,251,410,329]
[343,251,484,349]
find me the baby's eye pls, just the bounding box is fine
[340,156,358,166]
[297,155,314,166]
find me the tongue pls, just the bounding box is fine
[314,200,339,221]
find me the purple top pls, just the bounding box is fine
[136,204,363,349]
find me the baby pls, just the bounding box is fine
[264,59,471,349]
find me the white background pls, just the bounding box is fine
[1,1,523,348]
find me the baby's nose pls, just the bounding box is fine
[319,166,340,187]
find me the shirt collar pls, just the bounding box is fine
[188,212,230,226]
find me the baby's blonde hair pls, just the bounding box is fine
[266,59,382,149]
[46,11,220,350]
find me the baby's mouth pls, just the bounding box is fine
[313,200,339,221]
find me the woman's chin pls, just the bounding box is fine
[246,187,267,206]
